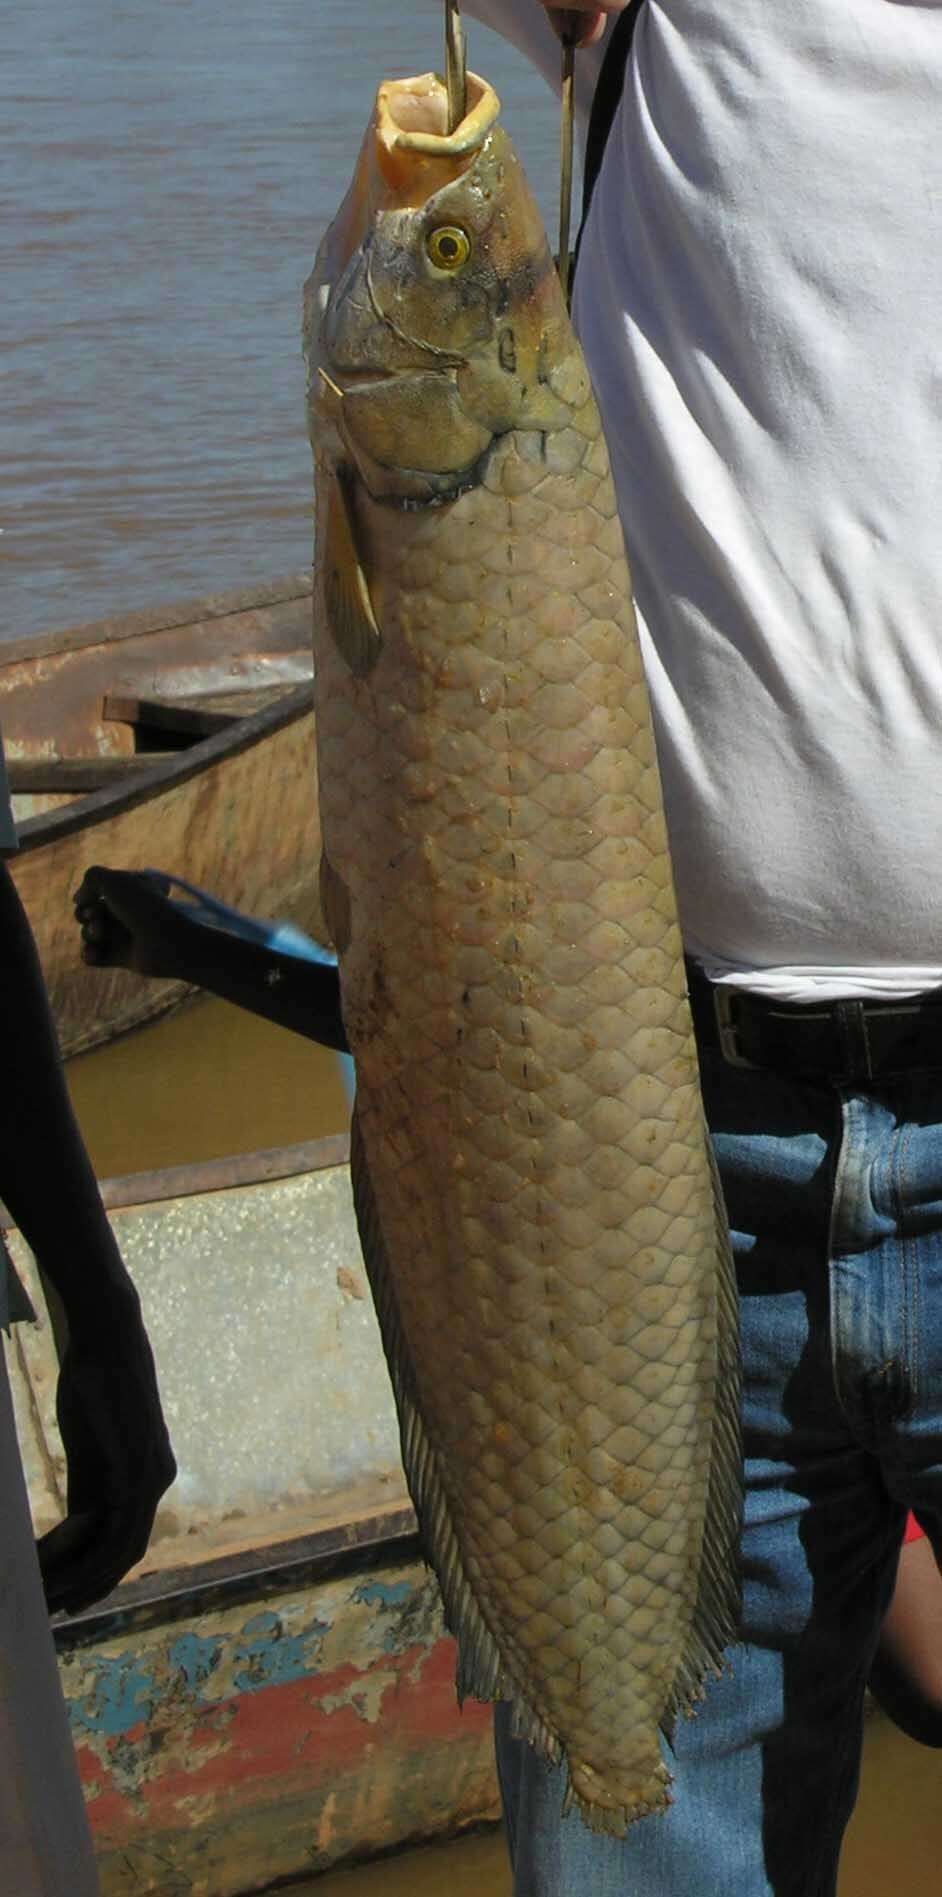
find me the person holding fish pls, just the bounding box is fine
[444,0,942,1890]
[77,0,942,1888]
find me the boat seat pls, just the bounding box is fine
[102,693,239,746]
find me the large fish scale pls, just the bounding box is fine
[311,371,741,1831]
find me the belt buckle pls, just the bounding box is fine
[713,987,759,1070]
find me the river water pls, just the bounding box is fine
[4,0,560,641]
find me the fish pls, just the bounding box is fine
[302,67,741,1835]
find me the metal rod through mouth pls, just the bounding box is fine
[445,0,468,133]
[558,32,576,306]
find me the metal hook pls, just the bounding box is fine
[445,0,467,134]
[443,2,576,307]
[558,28,577,307]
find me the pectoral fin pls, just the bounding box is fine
[324,464,382,679]
[319,852,352,956]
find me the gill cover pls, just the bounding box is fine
[305,73,585,504]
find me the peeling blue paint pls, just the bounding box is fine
[69,1653,157,1737]
[231,1610,329,1695]
[169,1631,224,1691]
[67,1609,335,1737]
[354,1580,414,1609]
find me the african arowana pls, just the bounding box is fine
[303,68,741,1834]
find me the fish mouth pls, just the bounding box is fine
[377,71,500,161]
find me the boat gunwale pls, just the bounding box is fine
[13,677,315,853]
[94,1132,351,1215]
[1,573,313,671]
[0,1133,351,1231]
[53,1502,421,1652]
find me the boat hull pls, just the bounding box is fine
[59,1546,498,1893]
[1,578,323,1056]
[5,1137,500,1889]
[11,688,321,1057]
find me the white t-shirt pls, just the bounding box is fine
[465,0,942,1001]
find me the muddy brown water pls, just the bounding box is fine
[67,991,351,1178]
[65,995,942,1893]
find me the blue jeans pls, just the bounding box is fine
[497,1047,942,1895]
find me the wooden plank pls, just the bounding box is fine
[7,756,176,794]
[102,693,238,740]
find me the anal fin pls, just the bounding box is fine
[348,1108,560,1759]
[662,1135,743,1734]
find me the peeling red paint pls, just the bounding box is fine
[63,1560,500,1890]
[81,1636,489,1830]
[75,1755,133,1831]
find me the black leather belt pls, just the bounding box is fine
[686,959,942,1084]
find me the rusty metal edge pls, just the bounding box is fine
[98,1133,352,1212]
[53,1504,422,1653]
[0,1134,351,1230]
[14,679,316,854]
[2,574,314,670]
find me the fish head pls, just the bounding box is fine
[304,72,589,505]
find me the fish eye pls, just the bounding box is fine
[426,225,471,272]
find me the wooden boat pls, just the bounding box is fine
[4,1135,499,1894]
[0,576,325,1058]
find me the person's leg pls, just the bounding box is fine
[497,1054,906,1897]
[0,1342,100,1893]
[852,1068,942,1747]
[868,1530,942,1747]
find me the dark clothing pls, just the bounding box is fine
[0,732,17,857]
[0,842,35,1325]
[0,1344,100,1891]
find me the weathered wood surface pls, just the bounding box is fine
[1,576,324,1056]
[59,1556,499,1894]
[9,689,323,1056]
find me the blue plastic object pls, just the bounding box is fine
[143,872,356,1103]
